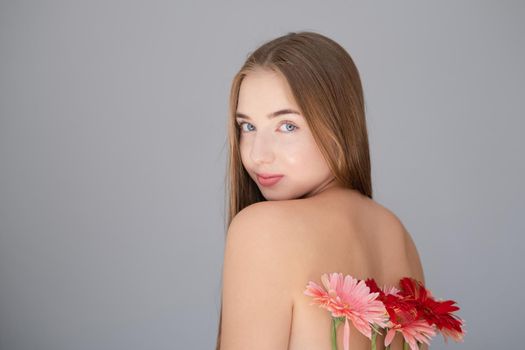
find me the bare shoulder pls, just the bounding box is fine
[229,200,307,241]
[231,200,301,225]
[227,200,311,259]
[225,200,309,281]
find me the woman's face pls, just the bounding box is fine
[235,68,338,201]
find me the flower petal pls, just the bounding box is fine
[343,317,350,350]
[385,329,396,346]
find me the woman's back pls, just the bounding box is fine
[286,187,426,350]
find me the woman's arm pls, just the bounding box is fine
[220,203,296,350]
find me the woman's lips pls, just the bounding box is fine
[256,173,284,187]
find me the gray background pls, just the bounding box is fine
[1,1,523,349]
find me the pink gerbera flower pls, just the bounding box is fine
[385,317,436,350]
[304,272,389,350]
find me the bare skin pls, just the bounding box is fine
[282,186,427,350]
[225,67,428,349]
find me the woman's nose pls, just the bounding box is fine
[249,132,275,164]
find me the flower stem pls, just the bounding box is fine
[371,331,377,350]
[331,317,338,350]
[403,339,409,350]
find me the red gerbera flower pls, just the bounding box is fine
[365,278,436,350]
[365,278,414,325]
[398,277,466,343]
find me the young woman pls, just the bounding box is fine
[216,31,426,350]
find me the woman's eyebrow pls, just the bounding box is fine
[235,108,301,120]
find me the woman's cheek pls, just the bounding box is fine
[280,138,308,166]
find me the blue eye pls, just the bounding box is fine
[238,122,255,132]
[279,122,298,133]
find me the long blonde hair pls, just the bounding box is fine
[216,31,372,349]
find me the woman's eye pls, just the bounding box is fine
[279,122,298,133]
[238,122,254,132]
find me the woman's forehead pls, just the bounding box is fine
[237,70,299,114]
